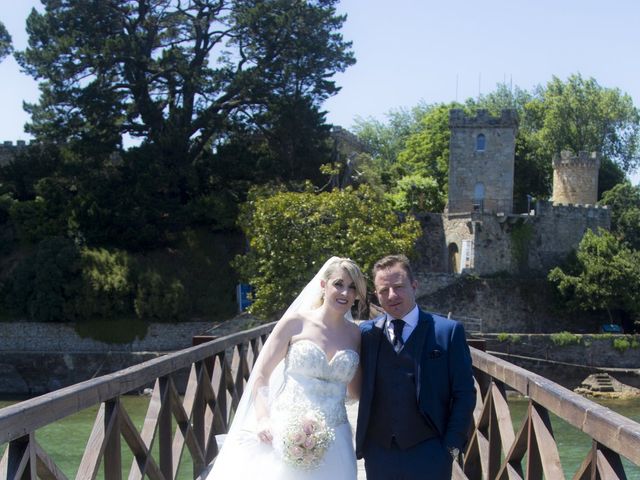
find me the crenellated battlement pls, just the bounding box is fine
[0,140,32,165]
[535,199,610,221]
[0,140,30,149]
[449,108,518,128]
[551,150,600,206]
[552,150,600,168]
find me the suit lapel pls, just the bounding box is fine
[363,317,385,398]
[413,310,434,401]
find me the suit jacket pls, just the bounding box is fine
[355,309,476,458]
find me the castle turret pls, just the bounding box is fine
[551,151,600,205]
[0,140,30,166]
[447,109,518,214]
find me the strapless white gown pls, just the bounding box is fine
[206,339,359,479]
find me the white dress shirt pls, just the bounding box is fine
[385,304,419,345]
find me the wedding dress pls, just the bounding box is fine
[206,338,359,479]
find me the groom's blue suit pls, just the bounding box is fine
[355,309,476,479]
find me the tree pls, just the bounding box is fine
[18,0,354,163]
[16,0,354,245]
[214,96,333,186]
[548,229,640,321]
[0,21,12,62]
[392,103,455,212]
[233,185,422,318]
[532,74,640,174]
[352,103,431,186]
[600,182,640,250]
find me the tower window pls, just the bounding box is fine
[476,134,486,152]
[473,182,485,211]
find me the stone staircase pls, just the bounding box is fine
[579,373,615,393]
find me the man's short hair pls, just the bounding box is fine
[372,254,415,283]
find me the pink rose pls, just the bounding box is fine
[303,436,316,449]
[302,419,318,435]
[292,429,306,444]
[290,445,304,458]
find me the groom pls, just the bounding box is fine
[356,254,476,479]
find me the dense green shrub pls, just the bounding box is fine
[9,198,61,244]
[134,270,188,322]
[496,333,522,344]
[73,248,133,319]
[550,331,582,346]
[2,229,239,323]
[5,237,82,322]
[612,336,640,352]
[234,185,422,318]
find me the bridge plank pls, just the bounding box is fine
[530,403,564,480]
[128,379,162,480]
[168,376,205,478]
[75,403,112,480]
[119,405,165,480]
[1,435,32,480]
[33,439,69,480]
[104,400,122,480]
[595,444,627,480]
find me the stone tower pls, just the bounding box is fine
[0,140,28,166]
[551,151,600,205]
[447,109,518,214]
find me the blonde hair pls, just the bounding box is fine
[318,257,367,316]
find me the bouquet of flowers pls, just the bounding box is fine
[279,409,335,470]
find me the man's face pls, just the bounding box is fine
[373,263,417,319]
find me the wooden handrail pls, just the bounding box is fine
[470,348,640,466]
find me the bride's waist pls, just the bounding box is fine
[272,392,348,426]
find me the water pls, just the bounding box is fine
[508,396,640,479]
[0,395,194,480]
[1,396,639,478]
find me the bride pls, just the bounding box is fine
[206,257,367,479]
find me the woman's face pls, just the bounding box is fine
[321,268,357,313]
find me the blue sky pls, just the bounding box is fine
[2,1,639,181]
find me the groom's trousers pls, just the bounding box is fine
[362,437,453,480]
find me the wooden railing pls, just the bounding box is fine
[0,322,274,480]
[460,348,640,480]
[1,323,640,479]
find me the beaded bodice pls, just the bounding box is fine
[271,340,359,427]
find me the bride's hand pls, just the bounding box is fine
[257,418,273,444]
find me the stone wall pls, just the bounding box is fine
[0,321,213,353]
[417,275,600,334]
[526,201,610,272]
[416,201,610,277]
[0,321,213,396]
[474,333,640,389]
[0,351,167,396]
[415,214,448,272]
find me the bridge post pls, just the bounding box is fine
[104,399,122,480]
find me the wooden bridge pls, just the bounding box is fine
[1,322,639,479]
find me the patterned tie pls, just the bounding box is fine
[391,318,405,352]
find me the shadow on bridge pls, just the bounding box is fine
[1,322,639,479]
